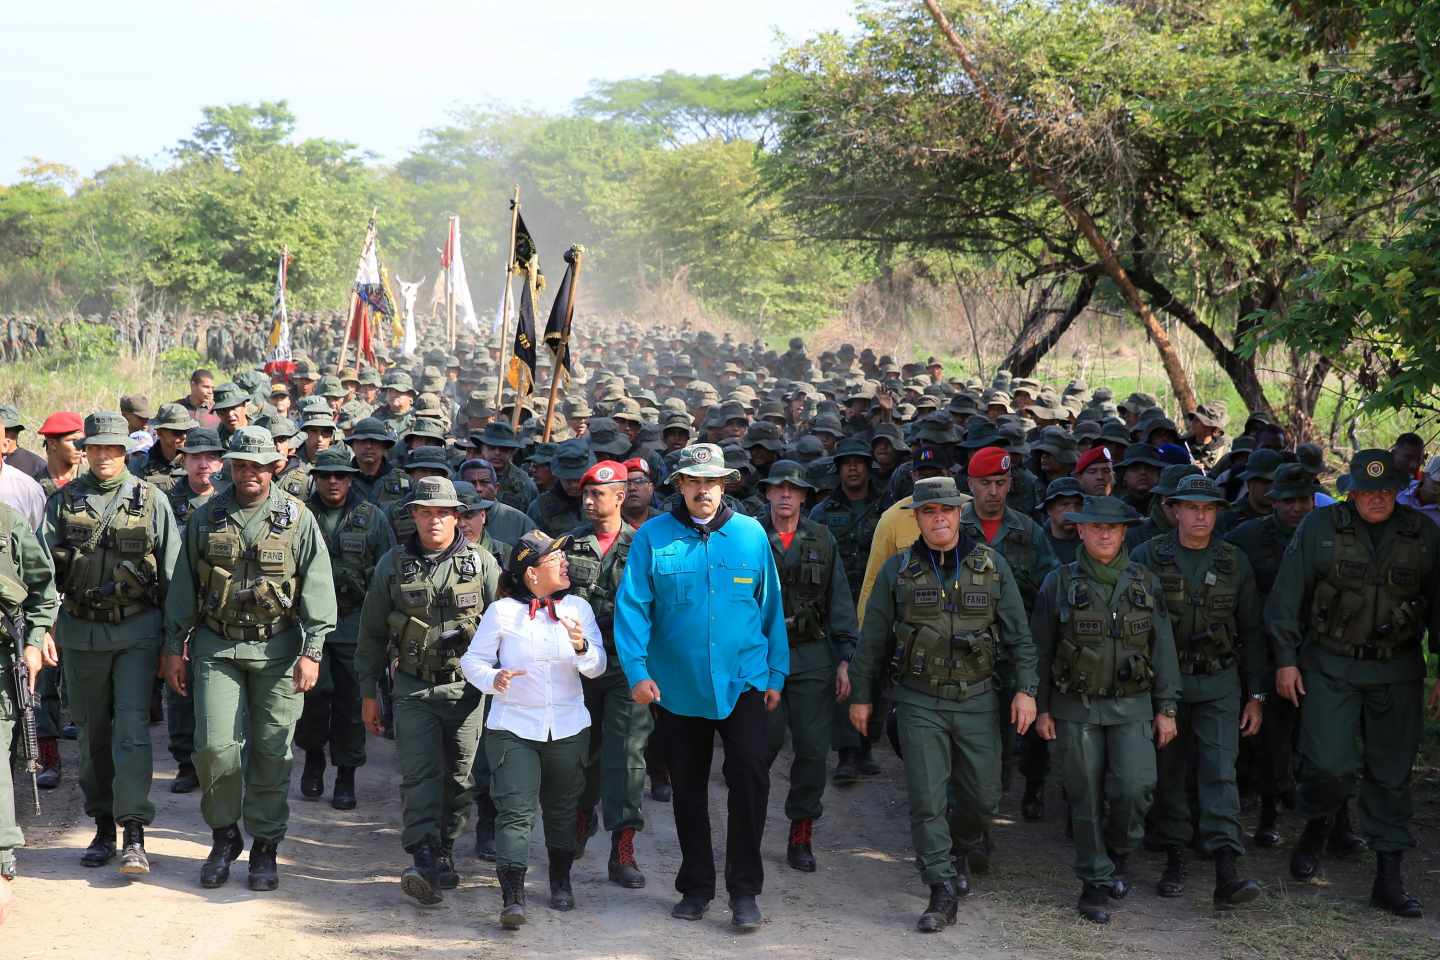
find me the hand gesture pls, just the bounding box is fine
[494,668,527,693]
[559,615,587,653]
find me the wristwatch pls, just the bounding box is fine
[1249,693,1267,703]
[1160,705,1178,718]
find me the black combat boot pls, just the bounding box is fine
[1327,799,1368,858]
[857,738,881,776]
[118,821,149,877]
[1156,845,1186,898]
[1370,851,1423,918]
[80,817,117,867]
[608,828,646,887]
[200,825,244,888]
[1108,852,1130,900]
[785,820,816,873]
[436,843,459,889]
[331,766,357,811]
[300,750,325,800]
[401,844,443,905]
[832,748,861,785]
[952,846,971,898]
[498,865,528,928]
[1253,796,1281,848]
[171,762,199,795]
[548,848,575,911]
[474,793,498,861]
[1078,883,1111,924]
[1021,779,1045,822]
[1289,816,1328,880]
[1212,848,1261,908]
[247,838,280,891]
[916,879,959,933]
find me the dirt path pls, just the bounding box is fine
[7,724,1439,960]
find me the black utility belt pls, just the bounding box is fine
[62,598,151,624]
[203,614,296,643]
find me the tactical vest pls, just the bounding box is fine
[386,545,491,683]
[770,519,833,648]
[55,478,160,622]
[362,468,411,511]
[496,465,533,511]
[1149,536,1242,675]
[1308,504,1426,660]
[817,495,881,593]
[324,499,382,616]
[889,544,1003,701]
[196,492,304,641]
[390,495,418,543]
[277,462,311,500]
[1052,562,1157,698]
[136,451,179,493]
[535,492,582,536]
[1245,516,1291,597]
[982,515,1039,609]
[167,484,213,531]
[564,527,632,648]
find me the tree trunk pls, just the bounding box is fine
[1001,272,1098,377]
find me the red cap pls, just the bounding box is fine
[37,411,83,437]
[968,446,1011,478]
[1074,446,1113,475]
[580,460,628,488]
[623,456,651,479]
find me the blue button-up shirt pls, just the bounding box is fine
[615,510,788,719]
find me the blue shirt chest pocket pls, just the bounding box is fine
[717,557,759,604]
[654,554,699,606]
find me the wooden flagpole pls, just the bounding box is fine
[510,259,539,431]
[445,216,456,351]
[336,209,376,373]
[541,246,583,443]
[494,185,521,411]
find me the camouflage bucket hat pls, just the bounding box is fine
[758,459,815,491]
[552,440,597,481]
[80,411,132,448]
[409,476,464,509]
[671,442,739,481]
[223,425,285,464]
[151,403,199,432]
[1063,495,1142,526]
[211,383,249,411]
[1041,476,1085,506]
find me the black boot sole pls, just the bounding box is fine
[400,869,442,905]
[608,865,647,888]
[81,847,116,868]
[1214,880,1262,908]
[119,851,150,877]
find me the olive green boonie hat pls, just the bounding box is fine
[80,412,132,449]
[1348,448,1404,492]
[671,442,738,481]
[903,476,968,509]
[211,383,249,411]
[1063,495,1142,526]
[182,426,225,455]
[151,403,199,432]
[223,425,285,464]
[409,476,464,509]
[758,459,815,492]
[310,445,360,475]
[1267,463,1317,501]
[1166,474,1228,504]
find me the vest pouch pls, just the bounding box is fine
[207,530,241,565]
[250,579,292,618]
[112,559,153,603]
[1309,581,1339,637]
[449,581,484,615]
[50,544,74,583]
[400,616,435,662]
[568,554,600,589]
[952,630,994,680]
[891,622,917,681]
[1069,643,1103,693]
[112,523,151,557]
[0,572,26,614]
[204,565,234,612]
[338,531,367,556]
[1115,653,1154,696]
[386,610,409,645]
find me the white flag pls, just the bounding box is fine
[396,275,424,357]
[445,217,479,332]
[267,252,291,364]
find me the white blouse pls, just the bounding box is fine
[460,594,607,742]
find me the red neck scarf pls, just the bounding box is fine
[528,597,559,621]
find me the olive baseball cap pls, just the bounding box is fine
[223,425,285,464]
[1348,449,1405,492]
[903,476,969,508]
[120,394,155,419]
[1063,494,1142,526]
[409,476,464,508]
[80,412,132,448]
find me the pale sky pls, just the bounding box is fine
[0,0,860,183]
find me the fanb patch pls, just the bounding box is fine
[455,592,479,608]
[912,587,940,606]
[1128,616,1152,636]
[963,591,990,610]
[259,549,285,565]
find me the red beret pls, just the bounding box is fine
[37,411,83,437]
[622,456,651,479]
[967,446,1012,478]
[581,460,628,488]
[1074,446,1114,475]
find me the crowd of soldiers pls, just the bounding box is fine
[1,318,1438,931]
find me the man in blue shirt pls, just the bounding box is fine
[615,442,788,932]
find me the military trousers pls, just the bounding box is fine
[194,654,304,842]
[486,727,588,870]
[830,696,861,751]
[766,666,833,822]
[0,660,23,852]
[1152,693,1244,855]
[393,672,483,852]
[63,637,161,826]
[295,642,366,769]
[1251,693,1297,799]
[1295,668,1423,852]
[579,666,653,832]
[896,695,999,885]
[36,663,61,739]
[1057,718,1156,884]
[166,655,197,766]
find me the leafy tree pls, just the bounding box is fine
[577,71,772,146]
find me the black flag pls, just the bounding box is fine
[513,209,538,274]
[544,246,582,379]
[508,267,538,392]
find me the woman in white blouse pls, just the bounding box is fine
[460,530,606,929]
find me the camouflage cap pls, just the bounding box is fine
[1041,476,1085,506]
[182,426,225,455]
[1268,463,1318,501]
[402,418,447,443]
[0,404,24,430]
[904,476,968,509]
[790,435,826,463]
[151,403,199,432]
[317,375,347,398]
[1166,474,1228,504]
[223,425,285,464]
[403,447,451,472]
[292,359,320,381]
[310,445,360,474]
[358,367,383,387]
[587,417,632,457]
[833,436,873,463]
[475,421,523,449]
[349,417,396,445]
[1240,449,1284,481]
[671,442,738,481]
[741,421,785,453]
[1063,495,1142,526]
[383,371,416,394]
[211,383,249,411]
[1188,400,1229,429]
[80,411,132,448]
[552,439,597,481]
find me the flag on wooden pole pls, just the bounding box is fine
[441,216,479,332]
[507,261,539,391]
[264,248,294,376]
[543,245,582,382]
